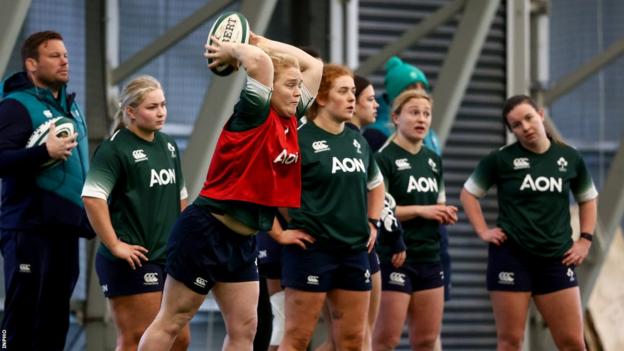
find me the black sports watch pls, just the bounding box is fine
[580,232,593,242]
[368,217,381,229]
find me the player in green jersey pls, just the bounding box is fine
[460,95,598,350]
[277,64,385,351]
[373,89,457,351]
[82,76,189,350]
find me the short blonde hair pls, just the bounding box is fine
[112,75,162,132]
[392,88,433,116]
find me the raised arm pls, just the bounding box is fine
[205,38,274,87]
[249,33,323,96]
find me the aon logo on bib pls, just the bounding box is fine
[150,168,176,187]
[519,174,562,192]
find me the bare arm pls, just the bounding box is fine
[205,38,274,87]
[562,198,597,266]
[366,183,386,252]
[249,33,323,96]
[578,198,597,235]
[180,197,189,212]
[82,196,148,269]
[395,204,458,225]
[267,214,314,249]
[460,188,507,245]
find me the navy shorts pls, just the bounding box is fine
[166,205,259,295]
[380,261,444,293]
[282,244,372,292]
[486,241,578,295]
[369,249,380,274]
[95,253,165,298]
[257,230,282,279]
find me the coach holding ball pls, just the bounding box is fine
[0,31,91,350]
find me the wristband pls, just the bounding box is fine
[368,218,381,229]
[580,232,593,242]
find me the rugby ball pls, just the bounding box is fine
[206,11,250,76]
[26,116,76,168]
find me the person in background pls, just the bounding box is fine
[460,95,598,350]
[0,30,92,351]
[278,64,385,351]
[315,74,388,351]
[373,90,457,351]
[370,56,452,305]
[82,75,190,350]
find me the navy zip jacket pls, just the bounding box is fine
[0,72,93,237]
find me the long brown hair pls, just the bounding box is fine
[502,95,564,144]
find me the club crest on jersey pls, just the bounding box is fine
[428,158,438,173]
[132,149,148,162]
[395,158,411,170]
[519,174,562,193]
[167,142,177,158]
[513,157,530,170]
[43,110,53,118]
[557,157,568,172]
[331,157,365,174]
[353,139,362,154]
[312,140,330,153]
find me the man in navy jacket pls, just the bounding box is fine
[0,31,91,351]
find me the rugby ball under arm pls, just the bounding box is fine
[26,116,76,168]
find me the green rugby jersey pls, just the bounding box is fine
[288,121,383,251]
[196,77,314,231]
[376,142,446,263]
[82,128,187,263]
[464,141,598,257]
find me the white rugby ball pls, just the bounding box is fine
[26,116,76,168]
[206,11,250,76]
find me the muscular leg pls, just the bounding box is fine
[279,288,326,351]
[534,287,585,351]
[109,291,190,351]
[212,281,260,351]
[406,287,444,351]
[326,289,370,351]
[138,276,205,351]
[490,291,531,351]
[364,271,382,351]
[372,291,410,351]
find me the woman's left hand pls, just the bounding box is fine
[562,239,591,266]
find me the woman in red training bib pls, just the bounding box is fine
[139,32,322,351]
